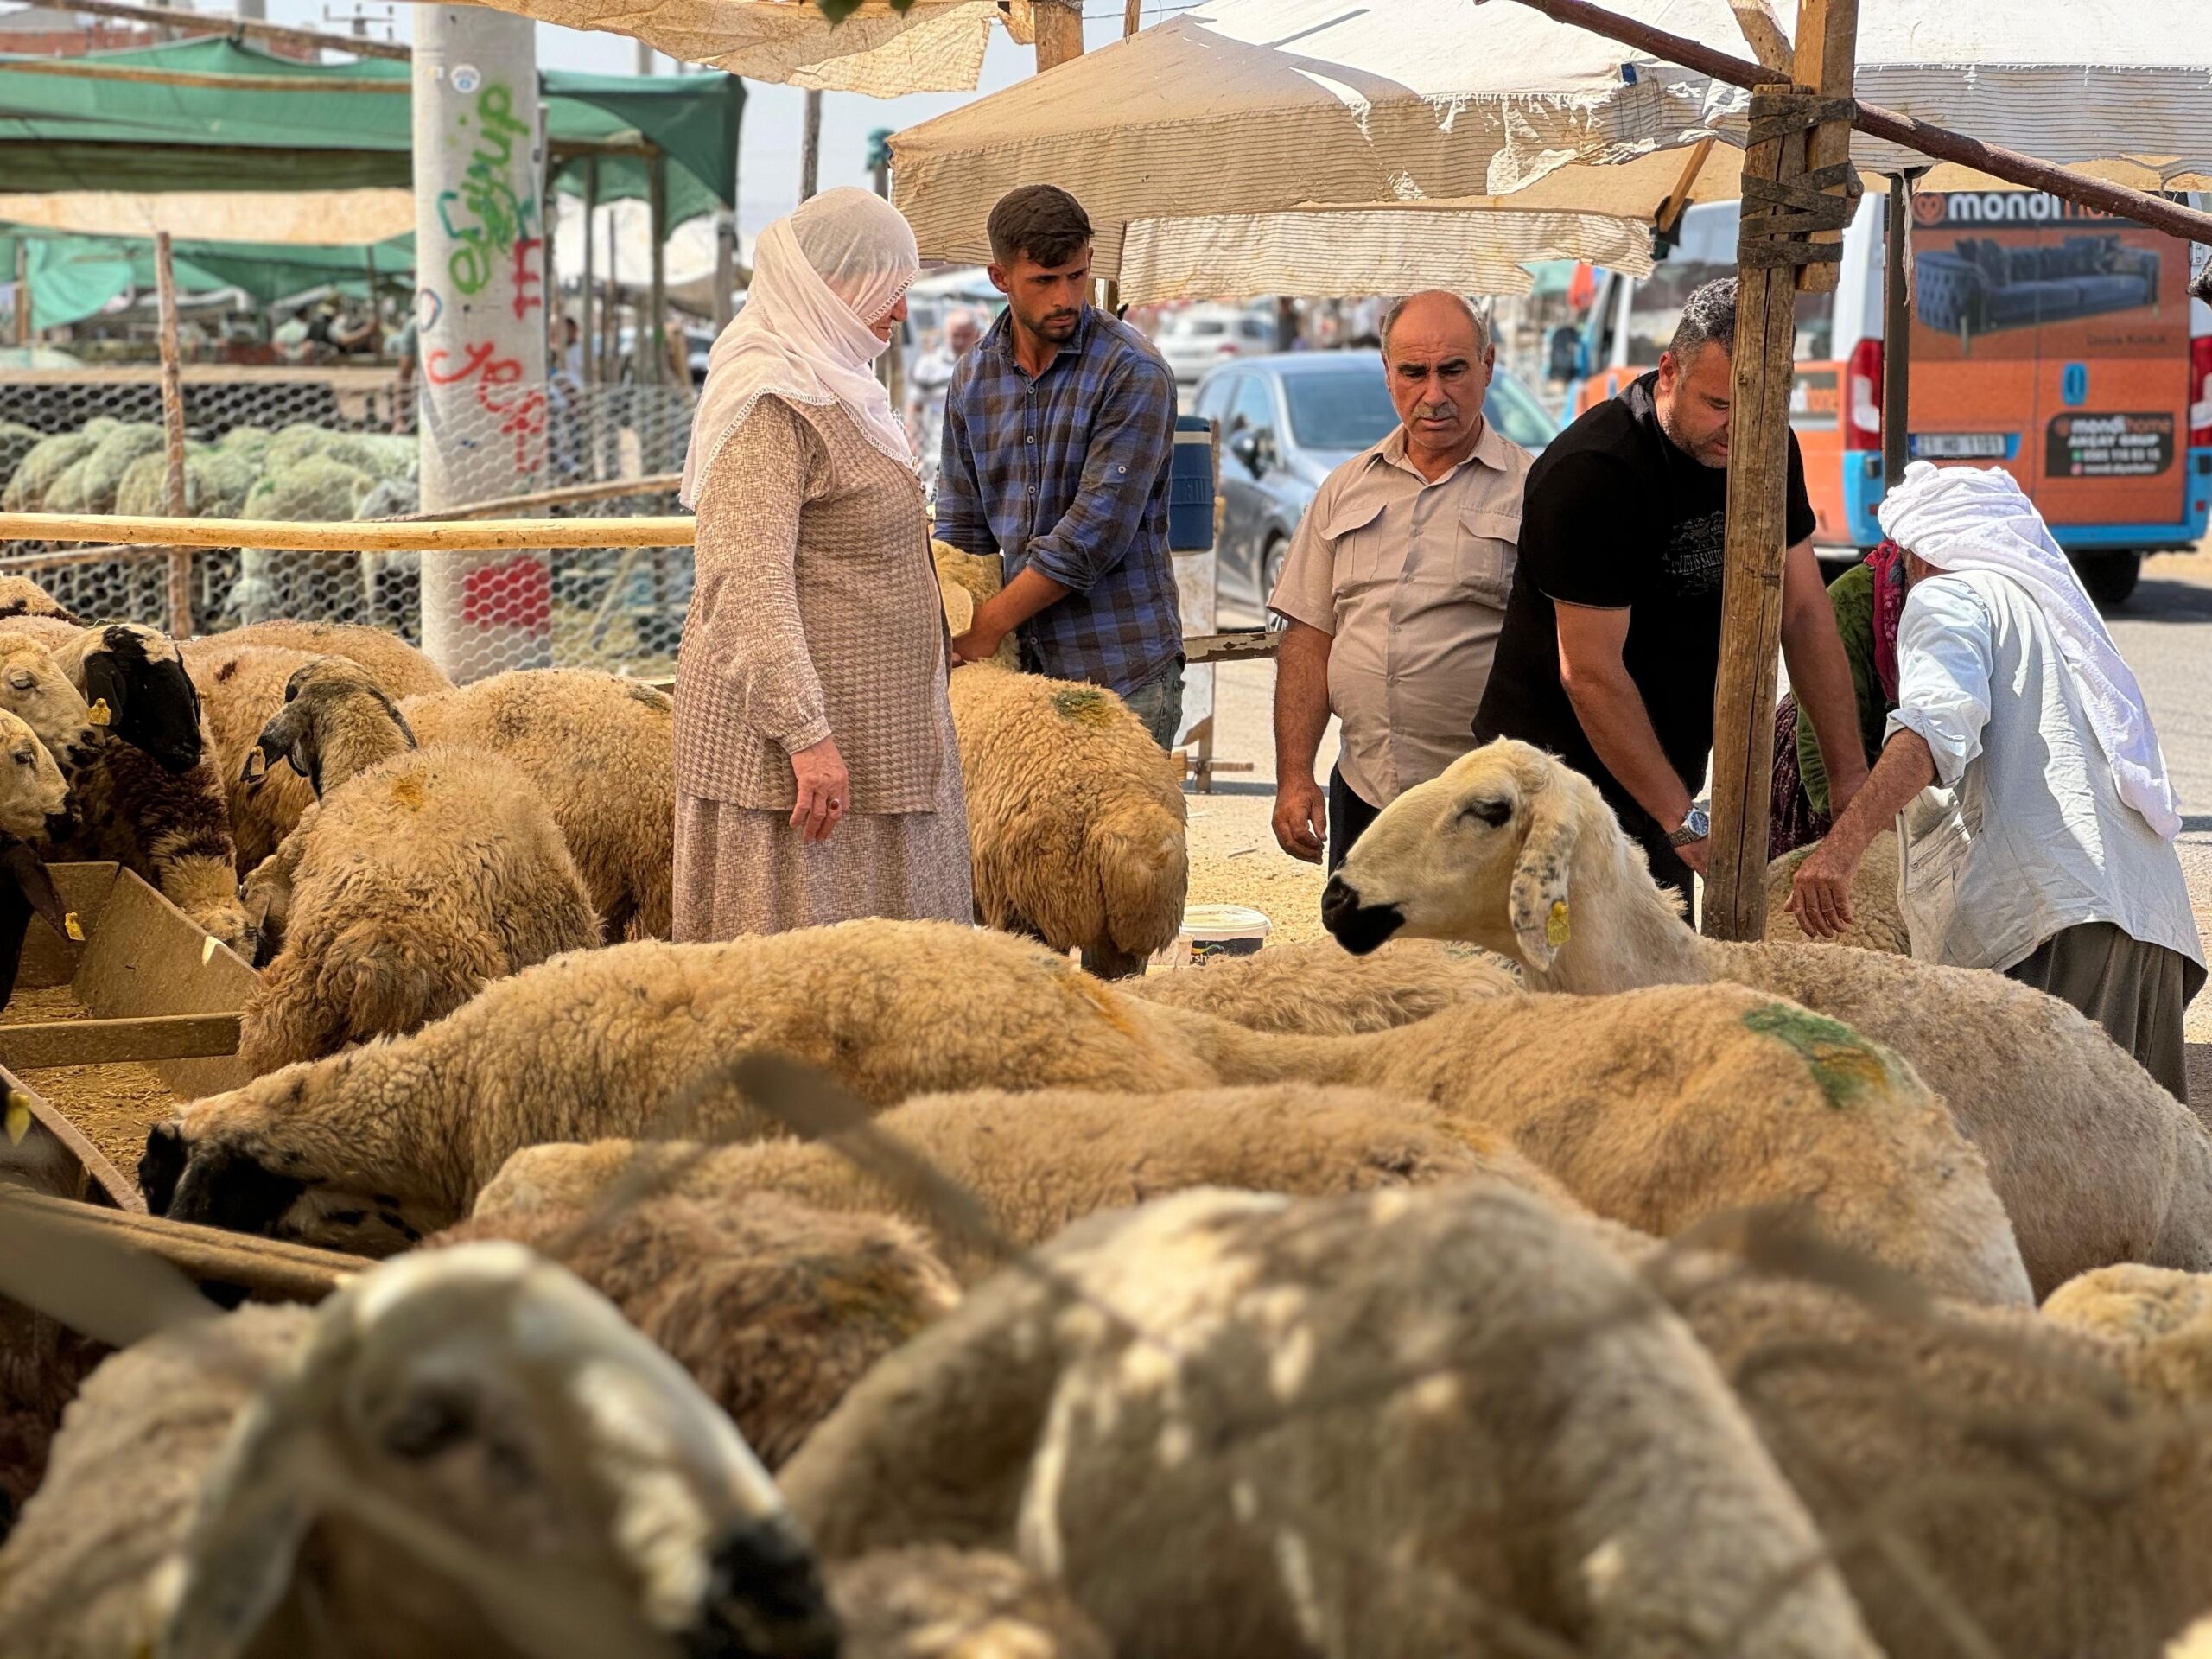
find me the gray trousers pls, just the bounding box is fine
[1117,658,1186,751]
[2005,921,2205,1104]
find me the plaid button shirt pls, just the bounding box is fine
[935,306,1183,693]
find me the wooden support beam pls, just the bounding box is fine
[1484,0,2212,248]
[1726,0,1792,74]
[1882,172,1915,486]
[151,231,192,638]
[0,513,696,551]
[1033,0,1085,70]
[1790,0,1859,293]
[1705,85,1811,941]
[0,1013,241,1071]
[44,0,413,61]
[1655,137,1717,236]
[0,56,404,92]
[1123,0,1143,37]
[1,1191,358,1304]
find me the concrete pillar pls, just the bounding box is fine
[411,4,551,681]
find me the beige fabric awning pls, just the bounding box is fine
[0,188,416,246]
[466,0,1006,93]
[891,0,2212,304]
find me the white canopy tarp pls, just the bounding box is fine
[891,0,2212,303]
[467,0,1007,94]
[0,189,415,246]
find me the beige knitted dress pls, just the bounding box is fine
[672,394,971,939]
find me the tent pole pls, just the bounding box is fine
[1122,0,1141,36]
[604,200,620,385]
[1705,0,1859,942]
[12,243,27,346]
[647,150,668,387]
[152,231,191,636]
[580,157,598,387]
[1882,172,1913,493]
[799,91,822,201]
[1034,0,1084,69]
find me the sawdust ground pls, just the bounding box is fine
[3,983,173,1179]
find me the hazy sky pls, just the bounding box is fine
[251,0,1167,246]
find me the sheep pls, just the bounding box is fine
[232,658,600,1071]
[932,541,1020,670]
[435,1189,960,1467]
[178,638,323,872]
[829,1548,1110,1659]
[781,1180,1883,1659]
[470,1085,1560,1284]
[1647,1252,2212,1659]
[0,632,100,779]
[0,709,81,1007]
[0,1241,842,1659]
[1320,738,2212,1300]
[198,617,450,699]
[952,663,1187,978]
[141,918,2034,1308]
[1764,829,1907,953]
[399,667,676,941]
[1125,936,1517,1034]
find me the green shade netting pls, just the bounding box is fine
[0,226,415,328]
[0,38,742,226]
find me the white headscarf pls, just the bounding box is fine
[681,187,918,505]
[1878,460,2182,840]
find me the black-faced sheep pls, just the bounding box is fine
[951,664,1186,978]
[470,1086,1556,1284]
[0,1242,841,1659]
[1321,739,2212,1300]
[178,637,322,872]
[781,1181,1884,1659]
[233,658,599,1071]
[1125,936,1516,1033]
[399,668,676,941]
[141,919,2033,1307]
[436,1189,960,1467]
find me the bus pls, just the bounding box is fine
[1567,193,2212,605]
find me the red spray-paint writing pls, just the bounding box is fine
[425,340,546,474]
[511,235,543,321]
[461,555,553,630]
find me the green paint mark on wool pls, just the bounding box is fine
[1741,1003,1897,1109]
[1050,685,1115,727]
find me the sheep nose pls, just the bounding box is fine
[1320,874,1403,957]
[44,810,75,843]
[687,1517,840,1659]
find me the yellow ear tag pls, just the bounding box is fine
[86,698,111,728]
[200,934,218,965]
[4,1091,30,1147]
[1546,899,1572,949]
[63,912,82,943]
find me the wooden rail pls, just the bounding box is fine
[0,513,697,551]
[0,1013,241,1071]
[1,1190,359,1303]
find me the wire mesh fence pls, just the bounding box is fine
[0,374,696,682]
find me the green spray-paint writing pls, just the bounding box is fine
[1741,1003,1899,1109]
[440,81,536,297]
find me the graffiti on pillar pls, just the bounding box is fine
[511,234,543,321]
[440,81,535,299]
[425,339,547,475]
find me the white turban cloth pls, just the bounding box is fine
[682,186,919,505]
[1878,459,2181,840]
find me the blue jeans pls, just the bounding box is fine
[1117,658,1185,749]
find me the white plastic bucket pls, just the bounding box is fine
[1149,904,1272,971]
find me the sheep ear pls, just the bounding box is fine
[162,1396,318,1659]
[1509,778,1580,970]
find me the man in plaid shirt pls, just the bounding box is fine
[936,185,1185,746]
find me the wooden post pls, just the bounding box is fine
[11,241,27,346]
[1882,172,1913,488]
[647,149,668,387]
[799,90,822,201]
[580,156,598,386]
[1702,86,1813,941]
[1790,0,1859,293]
[1034,0,1084,70]
[150,231,191,637]
[1122,0,1142,36]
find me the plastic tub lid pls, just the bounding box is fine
[1180,904,1272,938]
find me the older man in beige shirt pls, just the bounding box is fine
[1269,291,1535,869]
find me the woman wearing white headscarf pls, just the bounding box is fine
[1789,461,2203,1099]
[671,188,970,939]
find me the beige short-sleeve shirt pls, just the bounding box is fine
[1268,421,1533,806]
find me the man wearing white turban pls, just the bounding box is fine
[1789,461,2203,1099]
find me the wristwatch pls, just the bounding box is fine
[1668,803,1711,847]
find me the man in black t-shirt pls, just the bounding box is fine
[1473,278,1868,905]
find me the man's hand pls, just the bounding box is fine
[950,621,1008,666]
[1273,774,1327,863]
[789,735,849,844]
[1785,838,1859,938]
[1672,836,1710,877]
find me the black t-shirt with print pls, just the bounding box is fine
[1473,370,1815,825]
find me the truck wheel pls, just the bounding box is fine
[2077,551,2142,609]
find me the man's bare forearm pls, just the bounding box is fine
[1824,728,1936,860]
[975,566,1071,638]
[1564,669,1693,830]
[1273,621,1332,784]
[1780,543,1872,808]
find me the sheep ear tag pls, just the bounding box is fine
[63,912,82,943]
[4,1090,29,1147]
[86,698,111,728]
[1545,900,1571,950]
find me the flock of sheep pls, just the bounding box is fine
[0,554,2207,1656]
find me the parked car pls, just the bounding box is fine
[1193,350,1560,617]
[1153,304,1280,388]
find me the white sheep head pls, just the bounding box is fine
[0,633,99,776]
[0,707,73,843]
[162,1241,839,1659]
[1320,740,1613,970]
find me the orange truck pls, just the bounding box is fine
[1567,192,2212,605]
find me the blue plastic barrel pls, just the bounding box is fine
[1168,414,1215,552]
